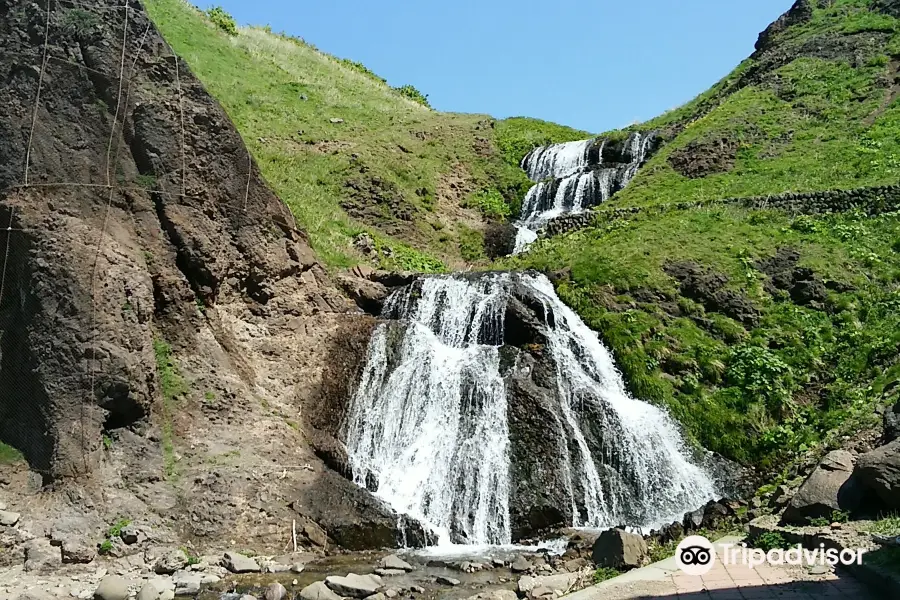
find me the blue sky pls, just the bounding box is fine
[198,0,794,133]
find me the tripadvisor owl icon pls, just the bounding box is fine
[676,535,716,575]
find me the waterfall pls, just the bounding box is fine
[520,139,595,182]
[512,132,654,254]
[344,273,716,546]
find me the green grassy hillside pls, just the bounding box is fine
[147,0,900,472]
[145,0,587,270]
[510,0,900,468]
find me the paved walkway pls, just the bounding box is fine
[564,536,877,599]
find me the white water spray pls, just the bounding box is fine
[344,273,716,546]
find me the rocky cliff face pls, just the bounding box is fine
[0,0,423,552]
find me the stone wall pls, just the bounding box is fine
[538,183,900,239]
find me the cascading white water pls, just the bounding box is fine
[512,133,653,254]
[344,273,717,546]
[520,139,594,182]
[344,276,513,545]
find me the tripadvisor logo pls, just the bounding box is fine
[675,534,869,575]
[676,535,716,575]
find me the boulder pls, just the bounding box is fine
[223,551,260,573]
[136,579,175,600]
[374,568,406,576]
[436,576,460,586]
[379,554,414,571]
[299,581,342,600]
[264,583,287,600]
[782,450,863,524]
[24,539,60,573]
[61,540,95,564]
[94,576,129,600]
[293,470,436,549]
[855,440,900,508]
[324,573,381,598]
[153,548,188,574]
[0,510,20,526]
[591,528,648,569]
[510,555,533,573]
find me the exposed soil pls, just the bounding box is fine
[668,137,740,179]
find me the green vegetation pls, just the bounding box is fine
[592,567,621,583]
[393,84,431,108]
[153,338,186,479]
[510,207,900,466]
[60,7,99,37]
[808,510,851,527]
[146,0,536,269]
[0,441,24,465]
[146,0,900,476]
[205,6,237,36]
[98,539,113,555]
[749,531,788,552]
[107,518,131,538]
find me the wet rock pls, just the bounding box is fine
[436,576,460,586]
[172,570,218,595]
[298,581,341,600]
[0,510,20,526]
[374,568,405,576]
[264,583,287,600]
[592,528,648,569]
[93,576,129,600]
[294,470,436,549]
[324,573,381,598]
[136,578,175,600]
[223,551,260,573]
[465,592,518,600]
[782,450,863,524]
[510,555,533,573]
[154,548,188,574]
[379,554,414,571]
[855,440,900,509]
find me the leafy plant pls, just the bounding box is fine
[153,339,186,479]
[98,540,113,555]
[0,442,23,465]
[393,84,430,108]
[750,531,787,552]
[101,435,113,450]
[60,8,99,37]
[205,6,237,35]
[592,567,621,583]
[465,189,512,219]
[107,518,131,539]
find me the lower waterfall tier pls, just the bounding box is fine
[343,272,717,545]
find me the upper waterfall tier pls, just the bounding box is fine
[343,273,717,546]
[520,138,596,182]
[512,132,657,254]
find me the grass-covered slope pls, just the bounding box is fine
[149,0,900,472]
[607,0,900,207]
[510,0,900,469]
[145,0,587,271]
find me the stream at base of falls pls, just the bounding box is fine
[343,272,717,549]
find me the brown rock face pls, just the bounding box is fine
[0,0,347,479]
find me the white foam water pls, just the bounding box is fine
[344,273,716,546]
[511,133,653,254]
[520,138,595,182]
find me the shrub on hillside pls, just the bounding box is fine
[338,58,387,84]
[206,6,237,36]
[394,85,431,108]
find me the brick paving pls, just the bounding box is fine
[564,536,879,599]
